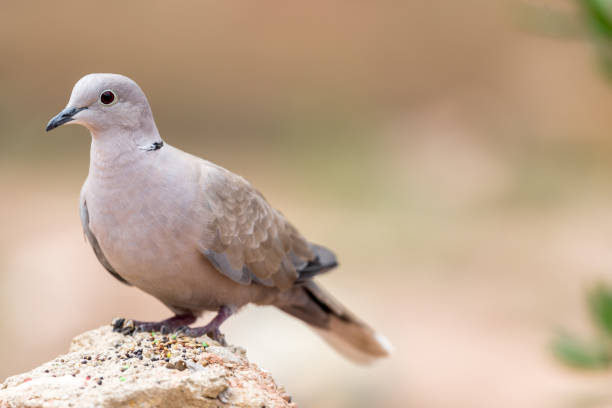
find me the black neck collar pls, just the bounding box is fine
[139,141,164,151]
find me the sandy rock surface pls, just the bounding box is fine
[0,326,295,408]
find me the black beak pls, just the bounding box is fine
[45,106,87,131]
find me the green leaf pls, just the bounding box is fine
[552,332,611,369]
[581,0,612,37]
[588,284,612,335]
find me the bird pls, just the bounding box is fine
[46,73,392,363]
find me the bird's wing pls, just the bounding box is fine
[79,190,131,286]
[199,164,336,290]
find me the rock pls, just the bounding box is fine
[0,326,295,408]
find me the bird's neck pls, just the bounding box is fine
[88,129,163,179]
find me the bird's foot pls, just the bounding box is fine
[180,305,233,345]
[111,306,233,343]
[183,326,227,345]
[111,314,196,335]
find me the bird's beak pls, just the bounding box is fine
[45,106,87,132]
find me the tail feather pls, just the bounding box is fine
[279,281,392,364]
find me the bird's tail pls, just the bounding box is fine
[278,280,393,364]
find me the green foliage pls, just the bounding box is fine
[588,284,612,335]
[523,0,612,80]
[578,0,612,78]
[581,0,612,37]
[552,332,610,369]
[536,0,612,375]
[553,284,612,369]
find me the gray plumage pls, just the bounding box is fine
[47,73,392,363]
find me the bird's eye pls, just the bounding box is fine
[99,90,117,105]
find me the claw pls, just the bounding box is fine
[111,317,125,332]
[209,329,227,346]
[121,319,135,335]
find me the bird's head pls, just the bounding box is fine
[46,73,156,135]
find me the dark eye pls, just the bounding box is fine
[99,90,116,105]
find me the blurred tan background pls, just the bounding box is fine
[4,1,612,407]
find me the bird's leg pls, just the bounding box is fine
[184,305,233,345]
[112,314,196,335]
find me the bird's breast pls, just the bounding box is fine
[84,159,210,294]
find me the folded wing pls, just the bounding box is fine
[199,165,336,290]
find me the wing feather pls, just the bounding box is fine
[199,165,316,290]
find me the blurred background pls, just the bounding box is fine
[5,1,612,406]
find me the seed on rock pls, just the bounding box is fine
[175,360,187,371]
[165,362,175,369]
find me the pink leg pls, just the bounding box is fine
[183,306,233,345]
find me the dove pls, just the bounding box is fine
[46,73,392,363]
